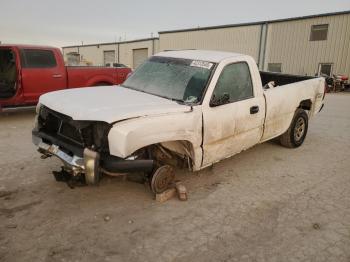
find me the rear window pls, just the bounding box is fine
[21,49,57,68]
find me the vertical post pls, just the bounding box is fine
[258,23,268,71]
[117,43,120,63]
[262,23,268,71]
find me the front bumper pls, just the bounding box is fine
[33,133,154,184]
[33,135,85,172]
[33,135,100,184]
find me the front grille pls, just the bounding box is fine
[39,106,83,146]
[37,106,111,155]
[58,122,83,145]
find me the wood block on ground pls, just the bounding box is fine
[175,182,188,201]
[156,188,177,203]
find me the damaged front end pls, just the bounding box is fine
[32,105,153,185]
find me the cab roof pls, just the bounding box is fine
[0,44,59,50]
[155,49,246,63]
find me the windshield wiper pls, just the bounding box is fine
[121,85,186,104]
[169,98,186,104]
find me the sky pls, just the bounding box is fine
[0,0,349,47]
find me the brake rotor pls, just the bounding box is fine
[150,165,175,194]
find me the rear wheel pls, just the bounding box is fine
[280,109,308,148]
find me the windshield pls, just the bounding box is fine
[122,56,214,104]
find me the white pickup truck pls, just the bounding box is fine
[32,50,325,192]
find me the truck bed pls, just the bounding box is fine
[66,66,130,88]
[260,71,315,87]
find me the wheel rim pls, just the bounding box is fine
[294,117,305,142]
[150,165,174,194]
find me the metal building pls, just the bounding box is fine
[159,24,262,63]
[159,11,350,77]
[62,37,159,68]
[62,11,350,77]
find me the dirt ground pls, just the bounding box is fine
[0,93,349,262]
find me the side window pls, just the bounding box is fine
[211,62,253,106]
[21,49,57,68]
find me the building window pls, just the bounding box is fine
[318,63,333,76]
[268,63,282,73]
[310,24,328,41]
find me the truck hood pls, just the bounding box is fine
[39,86,192,123]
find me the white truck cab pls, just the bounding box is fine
[32,50,325,193]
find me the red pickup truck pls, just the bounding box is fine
[0,44,131,111]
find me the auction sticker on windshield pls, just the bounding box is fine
[190,60,213,69]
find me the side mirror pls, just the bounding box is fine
[210,93,230,107]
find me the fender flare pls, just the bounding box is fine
[86,75,115,86]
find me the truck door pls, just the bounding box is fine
[202,61,265,167]
[20,48,66,103]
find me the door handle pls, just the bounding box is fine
[250,106,259,114]
[52,74,62,78]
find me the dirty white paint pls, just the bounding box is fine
[261,77,324,141]
[39,86,191,124]
[156,49,244,63]
[201,55,266,166]
[37,50,325,171]
[108,106,203,170]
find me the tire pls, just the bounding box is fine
[280,109,308,148]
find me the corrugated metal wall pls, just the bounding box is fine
[159,25,261,62]
[63,13,350,76]
[63,44,118,66]
[119,39,159,68]
[63,39,159,68]
[265,13,350,76]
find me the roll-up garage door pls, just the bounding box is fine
[133,48,148,69]
[103,50,115,66]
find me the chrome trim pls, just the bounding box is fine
[0,106,36,113]
[37,139,85,171]
[83,148,100,185]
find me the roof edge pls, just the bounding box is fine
[158,10,350,34]
[62,37,159,49]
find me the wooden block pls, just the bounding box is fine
[175,183,188,201]
[156,188,177,203]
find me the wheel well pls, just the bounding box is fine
[92,82,112,86]
[298,99,312,111]
[142,141,195,170]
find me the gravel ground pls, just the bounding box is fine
[0,93,349,262]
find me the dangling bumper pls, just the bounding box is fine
[32,132,154,184]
